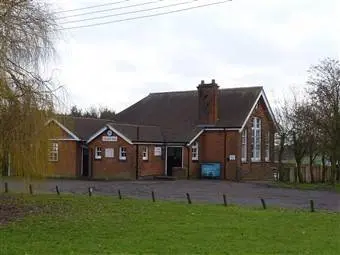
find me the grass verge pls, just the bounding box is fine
[1,194,340,254]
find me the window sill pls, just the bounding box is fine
[119,158,127,161]
[192,158,199,162]
[142,158,149,162]
[48,160,58,163]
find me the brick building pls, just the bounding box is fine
[46,79,277,180]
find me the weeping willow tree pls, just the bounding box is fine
[0,0,62,178]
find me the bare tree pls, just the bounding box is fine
[0,0,60,177]
[274,100,291,181]
[284,94,310,183]
[307,58,340,184]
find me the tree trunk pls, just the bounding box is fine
[321,153,326,182]
[330,154,337,185]
[296,161,304,183]
[336,160,340,182]
[278,135,285,181]
[309,154,315,183]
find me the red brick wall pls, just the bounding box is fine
[88,131,135,179]
[139,145,164,177]
[184,146,200,178]
[48,141,79,177]
[185,130,241,180]
[47,121,80,177]
[240,96,277,180]
[200,131,227,179]
[88,131,165,179]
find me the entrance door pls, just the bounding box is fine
[82,147,89,177]
[166,147,183,176]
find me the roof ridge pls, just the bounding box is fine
[149,86,263,95]
[64,116,113,121]
[108,122,160,128]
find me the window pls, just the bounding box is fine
[142,146,148,161]
[241,129,247,162]
[265,132,270,162]
[49,143,58,162]
[251,117,261,161]
[105,148,114,158]
[191,142,199,161]
[95,147,102,159]
[119,147,127,161]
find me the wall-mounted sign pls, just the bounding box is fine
[229,155,236,161]
[107,130,113,136]
[201,163,221,179]
[154,147,162,156]
[105,148,114,158]
[102,136,117,142]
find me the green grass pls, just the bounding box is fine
[272,182,340,193]
[1,194,340,255]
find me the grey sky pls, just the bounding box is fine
[48,0,340,113]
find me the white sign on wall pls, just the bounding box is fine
[229,155,236,161]
[154,147,162,156]
[102,136,118,142]
[105,148,114,158]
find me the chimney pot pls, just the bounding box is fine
[212,79,215,84]
[201,80,205,85]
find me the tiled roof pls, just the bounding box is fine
[56,116,111,141]
[115,86,263,142]
[108,122,163,143]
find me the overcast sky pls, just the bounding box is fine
[47,0,340,113]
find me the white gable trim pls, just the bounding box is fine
[86,125,133,145]
[46,119,81,141]
[239,89,277,133]
[187,130,204,146]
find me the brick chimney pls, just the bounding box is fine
[197,79,219,125]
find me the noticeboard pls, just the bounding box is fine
[200,163,221,179]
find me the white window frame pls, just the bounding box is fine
[251,117,261,162]
[49,143,58,162]
[191,142,199,161]
[142,146,148,161]
[105,148,114,158]
[241,129,247,162]
[265,131,270,162]
[95,147,102,159]
[119,147,127,161]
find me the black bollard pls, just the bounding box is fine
[186,193,192,204]
[223,194,227,207]
[260,198,266,209]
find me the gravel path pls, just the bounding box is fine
[2,178,339,212]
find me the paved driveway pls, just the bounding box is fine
[2,179,340,212]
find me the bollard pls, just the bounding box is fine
[223,194,227,207]
[118,189,122,200]
[88,187,93,197]
[56,185,60,195]
[4,182,8,193]
[151,190,156,202]
[310,199,315,212]
[260,198,266,209]
[29,184,33,195]
[186,193,192,204]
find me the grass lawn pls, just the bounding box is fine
[1,194,340,255]
[271,182,340,193]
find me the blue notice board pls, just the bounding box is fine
[201,163,221,179]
